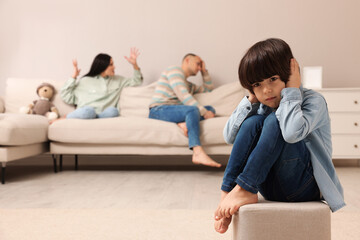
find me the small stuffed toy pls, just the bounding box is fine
[20,83,59,121]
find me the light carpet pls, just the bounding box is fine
[1,208,359,240]
[0,209,232,240]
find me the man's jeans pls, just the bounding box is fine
[222,112,320,202]
[67,106,119,119]
[148,105,215,149]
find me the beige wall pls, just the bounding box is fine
[0,0,359,96]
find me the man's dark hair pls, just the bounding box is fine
[83,53,112,77]
[182,53,197,62]
[238,38,294,94]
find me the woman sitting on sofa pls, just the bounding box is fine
[61,48,143,119]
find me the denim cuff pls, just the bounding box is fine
[221,183,236,192]
[235,177,258,194]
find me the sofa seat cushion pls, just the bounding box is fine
[119,81,246,118]
[0,143,49,162]
[49,116,228,146]
[0,113,49,146]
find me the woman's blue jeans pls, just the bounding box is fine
[148,105,215,149]
[67,106,119,119]
[222,113,320,202]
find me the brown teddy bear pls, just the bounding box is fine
[19,83,59,121]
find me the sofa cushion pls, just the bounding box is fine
[5,78,75,116]
[49,116,229,146]
[0,113,49,146]
[5,78,245,118]
[119,81,246,118]
[195,82,246,117]
[119,82,155,118]
[0,143,49,162]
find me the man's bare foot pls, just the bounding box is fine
[177,122,188,137]
[192,146,221,167]
[214,185,258,219]
[214,216,232,234]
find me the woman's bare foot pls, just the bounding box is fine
[214,185,258,219]
[192,146,221,167]
[177,122,188,137]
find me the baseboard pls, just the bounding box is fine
[7,154,229,168]
[6,153,360,168]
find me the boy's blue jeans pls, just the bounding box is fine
[67,106,119,119]
[222,112,320,202]
[148,105,215,149]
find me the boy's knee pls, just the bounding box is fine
[263,112,279,128]
[242,114,266,130]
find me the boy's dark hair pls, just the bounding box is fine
[238,38,293,94]
[83,53,112,77]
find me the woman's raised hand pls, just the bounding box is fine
[72,59,81,79]
[124,47,140,70]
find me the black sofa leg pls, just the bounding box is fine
[59,155,63,172]
[2,165,6,184]
[75,155,78,171]
[52,154,58,173]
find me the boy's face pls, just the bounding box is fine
[252,75,285,108]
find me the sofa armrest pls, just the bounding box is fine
[0,96,5,113]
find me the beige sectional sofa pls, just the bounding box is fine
[0,113,49,183]
[0,78,245,183]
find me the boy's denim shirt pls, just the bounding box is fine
[223,86,345,212]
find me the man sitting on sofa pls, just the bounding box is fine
[149,54,221,168]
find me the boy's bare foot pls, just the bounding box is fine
[214,216,232,234]
[192,146,221,167]
[214,191,231,233]
[177,122,188,137]
[214,185,258,219]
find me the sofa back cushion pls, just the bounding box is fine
[119,81,246,118]
[5,78,245,118]
[5,78,75,116]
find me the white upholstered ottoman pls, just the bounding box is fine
[233,200,330,240]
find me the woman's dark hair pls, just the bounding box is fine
[238,38,293,94]
[83,53,112,77]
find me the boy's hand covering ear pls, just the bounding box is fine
[286,58,301,88]
[248,91,259,104]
